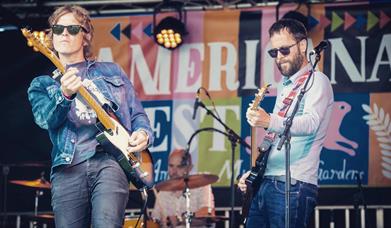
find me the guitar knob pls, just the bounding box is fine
[140,172,149,178]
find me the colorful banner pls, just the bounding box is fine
[91,2,391,187]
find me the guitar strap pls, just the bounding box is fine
[263,71,310,143]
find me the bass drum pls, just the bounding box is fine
[123,217,160,228]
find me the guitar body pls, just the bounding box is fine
[241,147,271,222]
[240,84,271,223]
[96,108,154,189]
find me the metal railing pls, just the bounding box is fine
[3,205,391,227]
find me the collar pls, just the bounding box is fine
[282,64,312,86]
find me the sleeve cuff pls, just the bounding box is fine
[61,91,76,101]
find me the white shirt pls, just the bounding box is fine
[266,64,334,185]
[151,185,214,228]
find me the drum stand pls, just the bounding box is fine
[34,190,44,216]
[30,190,44,228]
[183,176,193,228]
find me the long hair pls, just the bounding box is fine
[47,5,94,60]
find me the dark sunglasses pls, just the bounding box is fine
[268,41,300,58]
[52,24,87,36]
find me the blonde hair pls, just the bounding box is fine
[47,5,94,60]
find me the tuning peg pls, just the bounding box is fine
[27,40,33,47]
[33,30,39,38]
[33,47,39,52]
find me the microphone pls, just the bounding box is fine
[309,40,330,56]
[192,88,201,120]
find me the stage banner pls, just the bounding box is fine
[91,1,391,187]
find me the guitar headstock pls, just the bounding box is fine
[21,28,51,54]
[21,28,64,73]
[250,84,271,110]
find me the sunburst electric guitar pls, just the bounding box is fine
[241,84,271,222]
[21,28,154,189]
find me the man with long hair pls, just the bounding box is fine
[27,5,153,228]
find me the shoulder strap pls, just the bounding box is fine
[264,72,310,142]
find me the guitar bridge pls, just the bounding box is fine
[140,172,149,178]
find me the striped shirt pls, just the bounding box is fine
[265,64,334,185]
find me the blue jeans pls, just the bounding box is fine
[246,177,318,228]
[50,152,129,228]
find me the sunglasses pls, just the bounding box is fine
[267,41,300,58]
[52,24,87,36]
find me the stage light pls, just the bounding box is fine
[153,2,187,50]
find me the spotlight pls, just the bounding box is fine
[153,1,187,50]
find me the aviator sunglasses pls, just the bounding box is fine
[52,24,88,36]
[267,41,301,58]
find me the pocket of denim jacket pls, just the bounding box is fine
[102,76,125,87]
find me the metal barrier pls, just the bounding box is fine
[314,205,391,228]
[4,205,391,227]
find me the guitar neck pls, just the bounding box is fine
[20,28,116,132]
[250,127,257,167]
[78,86,115,130]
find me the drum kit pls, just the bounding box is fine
[6,163,228,228]
[152,173,228,228]
[1,162,53,227]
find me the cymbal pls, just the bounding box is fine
[10,178,51,189]
[155,174,218,191]
[31,214,54,219]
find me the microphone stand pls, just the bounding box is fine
[191,100,251,228]
[276,52,321,228]
[353,173,366,228]
[1,165,9,228]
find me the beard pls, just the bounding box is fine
[276,51,304,77]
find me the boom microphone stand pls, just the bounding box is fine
[276,52,321,228]
[191,100,251,228]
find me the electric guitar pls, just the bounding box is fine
[241,84,271,222]
[21,28,154,189]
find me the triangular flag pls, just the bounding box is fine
[110,23,121,41]
[308,15,319,30]
[331,12,344,32]
[380,11,391,28]
[344,12,356,30]
[367,11,379,31]
[144,23,153,37]
[121,24,131,39]
[319,15,331,28]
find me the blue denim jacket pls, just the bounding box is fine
[27,60,154,169]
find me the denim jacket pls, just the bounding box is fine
[27,60,154,169]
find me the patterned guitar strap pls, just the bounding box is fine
[263,71,310,146]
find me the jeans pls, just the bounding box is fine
[50,152,129,228]
[246,177,318,228]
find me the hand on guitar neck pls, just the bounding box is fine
[60,67,82,98]
[246,107,271,129]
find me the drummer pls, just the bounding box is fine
[151,148,215,227]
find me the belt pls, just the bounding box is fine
[265,175,298,185]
